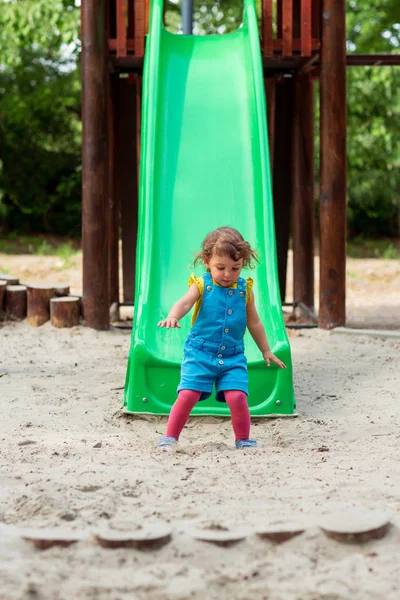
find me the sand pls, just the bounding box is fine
[1,318,400,600]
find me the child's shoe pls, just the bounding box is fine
[157,436,178,449]
[235,439,257,449]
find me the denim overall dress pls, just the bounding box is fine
[177,272,248,402]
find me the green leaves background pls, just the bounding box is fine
[0,0,398,237]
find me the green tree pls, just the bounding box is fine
[346,0,400,53]
[0,0,82,235]
[346,0,400,237]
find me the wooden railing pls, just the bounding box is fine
[108,0,320,59]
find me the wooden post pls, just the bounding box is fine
[0,274,19,285]
[273,76,294,303]
[0,280,6,317]
[109,73,120,307]
[319,0,346,328]
[292,72,315,310]
[117,76,139,303]
[50,297,81,328]
[81,0,110,329]
[5,285,27,320]
[26,283,55,327]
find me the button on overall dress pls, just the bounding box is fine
[177,272,248,401]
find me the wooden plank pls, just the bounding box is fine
[282,0,293,55]
[145,0,150,34]
[301,0,312,56]
[135,0,146,57]
[319,0,346,328]
[116,0,127,57]
[263,1,273,57]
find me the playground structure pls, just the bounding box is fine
[81,1,400,334]
[81,0,348,333]
[81,0,399,416]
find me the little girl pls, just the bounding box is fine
[157,227,286,449]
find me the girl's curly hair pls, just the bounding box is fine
[194,227,258,269]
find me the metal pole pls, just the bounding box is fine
[182,0,194,35]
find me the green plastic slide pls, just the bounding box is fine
[124,0,295,416]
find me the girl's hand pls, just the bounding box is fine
[158,317,181,329]
[263,350,286,369]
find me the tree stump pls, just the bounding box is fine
[255,522,306,544]
[21,528,84,550]
[0,280,6,317]
[188,523,250,547]
[5,285,27,320]
[93,524,172,550]
[0,273,19,285]
[50,297,80,328]
[54,284,70,297]
[319,510,391,544]
[26,283,55,327]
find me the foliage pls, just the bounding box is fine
[0,1,82,236]
[346,66,400,237]
[346,0,400,53]
[0,0,399,239]
[0,0,80,67]
[165,0,262,35]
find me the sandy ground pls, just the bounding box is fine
[0,251,400,599]
[1,324,400,598]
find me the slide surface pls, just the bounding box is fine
[124,0,295,416]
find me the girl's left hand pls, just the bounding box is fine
[263,351,286,369]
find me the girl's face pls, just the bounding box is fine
[205,253,243,287]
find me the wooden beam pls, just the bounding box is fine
[263,0,273,57]
[292,73,315,309]
[347,54,400,66]
[81,0,110,330]
[273,38,320,52]
[108,37,322,55]
[319,0,346,328]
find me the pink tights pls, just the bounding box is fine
[166,389,250,441]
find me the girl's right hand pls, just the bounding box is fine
[158,317,181,328]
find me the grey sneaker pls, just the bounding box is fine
[157,436,178,449]
[235,439,257,449]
